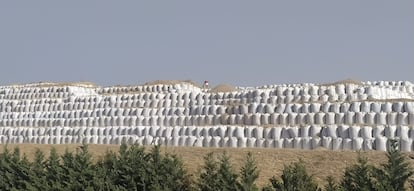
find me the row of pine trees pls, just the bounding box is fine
[0,140,413,191]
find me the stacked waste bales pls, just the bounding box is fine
[0,80,413,151]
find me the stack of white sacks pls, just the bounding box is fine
[0,81,414,151]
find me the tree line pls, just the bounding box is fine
[0,139,413,191]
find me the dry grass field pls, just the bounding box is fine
[2,144,413,187]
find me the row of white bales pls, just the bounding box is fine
[0,80,414,151]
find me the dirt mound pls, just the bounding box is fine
[319,78,363,86]
[209,84,237,93]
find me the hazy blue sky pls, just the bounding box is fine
[1,1,413,87]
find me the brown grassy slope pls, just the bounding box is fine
[1,144,409,187]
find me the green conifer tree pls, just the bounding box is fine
[267,160,320,191]
[324,176,340,191]
[340,154,375,191]
[198,152,220,191]
[374,139,414,191]
[238,152,259,191]
[217,152,239,191]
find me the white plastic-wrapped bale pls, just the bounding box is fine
[262,128,272,139]
[325,112,335,125]
[322,126,337,138]
[186,126,196,136]
[142,136,153,145]
[297,113,307,125]
[374,113,387,125]
[279,113,288,126]
[210,136,221,147]
[314,113,325,125]
[194,137,204,147]
[171,127,180,137]
[228,137,238,148]
[342,138,352,150]
[237,137,247,148]
[149,126,159,137]
[352,137,363,150]
[252,127,263,139]
[225,115,235,125]
[246,138,256,147]
[371,102,381,112]
[206,115,215,126]
[283,138,293,149]
[334,113,344,124]
[272,139,283,148]
[385,125,397,139]
[201,136,211,147]
[167,137,177,146]
[337,126,349,138]
[301,137,311,150]
[298,126,310,137]
[233,126,244,138]
[275,104,286,113]
[321,103,331,113]
[332,138,342,151]
[305,113,315,125]
[362,139,373,151]
[156,126,165,137]
[399,138,412,152]
[287,113,297,126]
[322,137,332,150]
[360,102,371,112]
[354,112,365,124]
[293,138,302,149]
[397,126,410,140]
[255,138,265,148]
[375,136,387,151]
[349,126,361,138]
[361,126,373,139]
[409,114,414,126]
[373,126,385,138]
[405,102,414,113]
[193,126,203,137]
[387,113,397,125]
[270,127,282,140]
[392,102,404,112]
[287,127,299,138]
[215,126,226,138]
[365,113,375,126]
[156,137,167,146]
[408,128,414,139]
[251,113,261,126]
[344,112,354,125]
[350,102,361,112]
[261,114,270,125]
[263,139,273,148]
[397,113,408,125]
[309,125,322,137]
[185,136,196,146]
